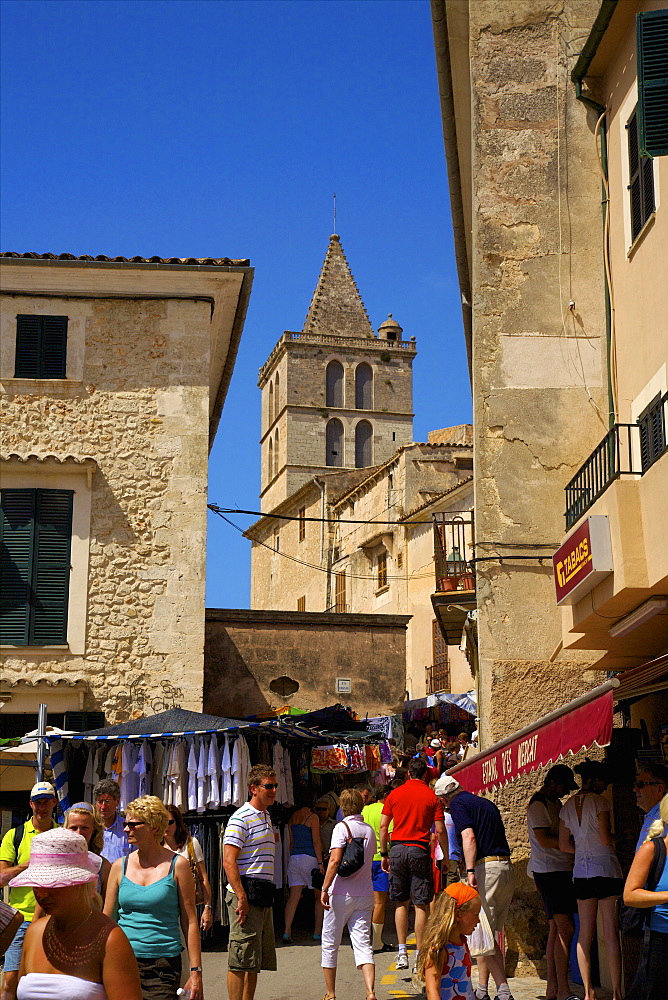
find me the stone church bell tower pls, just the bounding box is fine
[258,235,417,512]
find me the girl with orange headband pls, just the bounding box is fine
[415,883,481,999]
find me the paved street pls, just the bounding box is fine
[201,931,614,1000]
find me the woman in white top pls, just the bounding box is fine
[11,828,141,1000]
[559,760,623,1000]
[165,805,213,932]
[320,788,377,1000]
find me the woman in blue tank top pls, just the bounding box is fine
[104,796,202,1000]
[283,801,324,943]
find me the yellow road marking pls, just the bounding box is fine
[381,974,396,984]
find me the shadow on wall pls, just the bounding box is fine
[204,627,273,718]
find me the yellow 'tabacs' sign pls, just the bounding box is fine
[553,516,613,606]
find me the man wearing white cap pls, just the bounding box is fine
[0,782,59,1000]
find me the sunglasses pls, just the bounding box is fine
[260,783,279,790]
[123,820,145,829]
[634,780,661,789]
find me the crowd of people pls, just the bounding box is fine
[0,750,666,1000]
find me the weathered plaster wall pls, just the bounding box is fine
[204,609,409,718]
[465,0,609,974]
[1,294,211,721]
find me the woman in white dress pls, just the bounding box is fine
[11,828,141,1000]
[559,760,623,1000]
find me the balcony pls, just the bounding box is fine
[564,392,667,529]
[432,513,476,645]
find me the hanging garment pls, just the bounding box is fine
[196,736,208,814]
[207,736,221,810]
[83,748,96,802]
[120,743,140,810]
[151,741,166,798]
[231,736,252,806]
[221,734,232,806]
[187,738,198,812]
[272,743,288,805]
[137,740,152,798]
[284,746,295,805]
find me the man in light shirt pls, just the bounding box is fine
[94,778,130,863]
[223,765,278,1000]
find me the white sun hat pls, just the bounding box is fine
[8,828,101,889]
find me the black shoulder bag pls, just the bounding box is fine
[336,821,366,878]
[618,835,667,937]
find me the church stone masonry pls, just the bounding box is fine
[258,235,417,512]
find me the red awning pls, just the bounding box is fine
[446,679,619,795]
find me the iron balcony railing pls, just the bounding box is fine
[565,393,668,528]
[564,424,641,528]
[426,661,450,695]
[433,512,475,592]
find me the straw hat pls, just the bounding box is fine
[9,828,101,889]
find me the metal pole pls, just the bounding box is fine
[37,702,47,782]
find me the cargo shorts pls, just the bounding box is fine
[226,889,277,973]
[388,842,434,906]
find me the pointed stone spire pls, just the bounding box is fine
[302,235,375,339]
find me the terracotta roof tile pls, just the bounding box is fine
[1,251,250,267]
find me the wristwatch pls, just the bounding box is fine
[380,851,389,858]
[190,967,203,972]
[466,868,476,873]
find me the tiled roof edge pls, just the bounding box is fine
[1,251,251,267]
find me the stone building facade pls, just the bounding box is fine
[204,608,410,719]
[431,0,668,978]
[0,253,252,734]
[258,234,416,512]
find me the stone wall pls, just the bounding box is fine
[1,293,212,722]
[204,609,410,718]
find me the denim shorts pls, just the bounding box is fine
[3,919,30,972]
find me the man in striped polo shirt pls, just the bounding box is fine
[223,764,278,1000]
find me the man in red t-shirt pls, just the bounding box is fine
[379,757,448,970]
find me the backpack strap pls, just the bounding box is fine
[341,821,352,843]
[12,825,24,865]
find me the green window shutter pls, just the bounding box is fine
[31,490,73,645]
[637,9,668,157]
[14,316,42,378]
[0,489,73,645]
[627,106,656,241]
[0,490,36,644]
[15,315,68,379]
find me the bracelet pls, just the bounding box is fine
[466,868,476,873]
[203,904,212,909]
[190,966,203,972]
[380,851,389,858]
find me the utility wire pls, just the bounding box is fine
[208,504,470,526]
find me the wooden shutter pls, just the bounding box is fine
[638,394,666,472]
[0,489,73,645]
[637,9,668,158]
[0,489,36,644]
[335,570,346,612]
[15,315,68,379]
[627,108,655,242]
[31,490,74,644]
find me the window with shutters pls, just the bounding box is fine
[335,570,347,613]
[326,360,344,408]
[326,418,344,467]
[297,596,306,612]
[376,550,388,592]
[627,105,656,243]
[355,420,373,468]
[298,506,306,542]
[0,489,73,646]
[637,9,668,158]
[14,316,68,379]
[637,393,667,472]
[427,619,450,694]
[355,363,373,409]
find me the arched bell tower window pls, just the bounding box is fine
[268,438,273,481]
[275,372,280,415]
[274,428,280,478]
[326,360,344,408]
[268,381,274,426]
[355,363,373,410]
[326,418,344,467]
[355,420,373,468]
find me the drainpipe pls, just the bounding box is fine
[574,81,615,428]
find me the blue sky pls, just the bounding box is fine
[1,0,471,608]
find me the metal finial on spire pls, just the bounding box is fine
[333,193,337,234]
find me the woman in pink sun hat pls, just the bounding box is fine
[9,828,141,1000]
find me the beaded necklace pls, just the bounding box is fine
[43,912,109,971]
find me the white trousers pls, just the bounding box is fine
[321,892,374,969]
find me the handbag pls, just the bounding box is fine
[618,836,666,936]
[467,897,496,957]
[336,820,366,878]
[186,837,206,905]
[311,866,325,890]
[240,875,276,908]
